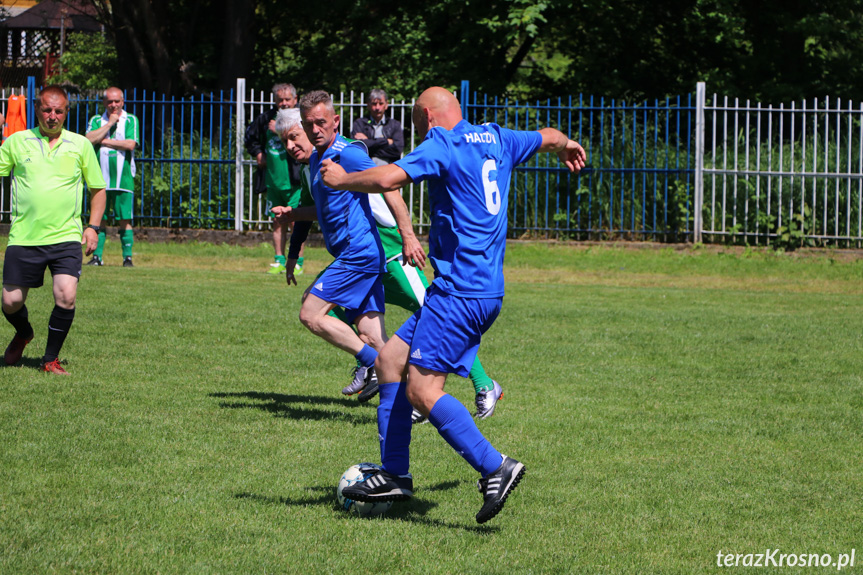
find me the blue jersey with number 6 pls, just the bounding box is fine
[395,120,541,297]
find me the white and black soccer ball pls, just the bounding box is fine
[336,463,393,517]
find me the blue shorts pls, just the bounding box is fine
[395,284,502,378]
[310,265,385,323]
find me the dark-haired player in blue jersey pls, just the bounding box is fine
[321,86,586,524]
[272,91,425,398]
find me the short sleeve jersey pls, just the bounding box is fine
[308,135,385,273]
[87,110,139,192]
[367,194,404,261]
[395,120,542,297]
[300,160,401,261]
[0,128,107,246]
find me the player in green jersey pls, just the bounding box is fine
[243,83,306,275]
[85,87,139,267]
[274,108,504,419]
[1,86,107,374]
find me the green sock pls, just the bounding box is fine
[95,230,106,258]
[468,357,495,393]
[275,255,286,266]
[120,229,134,258]
[297,257,304,267]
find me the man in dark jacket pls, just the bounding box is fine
[351,89,404,166]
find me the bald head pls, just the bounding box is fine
[412,87,463,140]
[104,86,125,117]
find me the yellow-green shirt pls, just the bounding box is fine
[0,128,106,246]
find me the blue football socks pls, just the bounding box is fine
[355,344,378,368]
[428,394,503,476]
[377,381,413,475]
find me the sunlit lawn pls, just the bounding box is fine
[1,238,861,573]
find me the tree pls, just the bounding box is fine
[72,0,863,102]
[50,31,119,90]
[85,0,255,95]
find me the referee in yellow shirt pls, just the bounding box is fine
[1,86,106,374]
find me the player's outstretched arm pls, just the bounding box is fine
[272,205,317,225]
[538,128,587,173]
[382,190,426,269]
[320,160,412,194]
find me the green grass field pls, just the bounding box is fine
[1,239,862,574]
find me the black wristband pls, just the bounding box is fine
[88,225,103,233]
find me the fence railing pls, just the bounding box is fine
[234,78,424,231]
[1,79,861,247]
[696,83,863,245]
[461,83,696,241]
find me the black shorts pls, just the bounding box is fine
[2,242,83,288]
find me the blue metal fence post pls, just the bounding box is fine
[460,80,469,119]
[26,76,36,129]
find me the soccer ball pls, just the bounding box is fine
[336,463,393,517]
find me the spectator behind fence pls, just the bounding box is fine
[243,83,306,275]
[351,89,404,166]
[85,87,140,267]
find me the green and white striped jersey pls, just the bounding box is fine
[87,110,139,193]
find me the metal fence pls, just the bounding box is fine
[461,81,695,241]
[1,79,240,229]
[234,78,423,231]
[695,82,863,245]
[2,78,862,247]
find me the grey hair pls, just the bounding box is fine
[272,83,297,99]
[274,108,302,136]
[299,90,335,116]
[369,89,387,102]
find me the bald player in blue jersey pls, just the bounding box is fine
[320,86,586,524]
[273,90,425,391]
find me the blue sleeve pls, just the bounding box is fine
[394,129,450,184]
[339,141,376,173]
[498,128,543,167]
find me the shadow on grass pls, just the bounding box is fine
[234,485,499,533]
[424,479,465,493]
[2,357,46,370]
[3,357,65,371]
[210,391,376,425]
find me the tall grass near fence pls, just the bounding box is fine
[703,97,863,248]
[1,240,861,573]
[142,125,235,229]
[465,93,697,242]
[3,83,860,249]
[63,91,238,230]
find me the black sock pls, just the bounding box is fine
[3,305,33,338]
[43,305,75,362]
